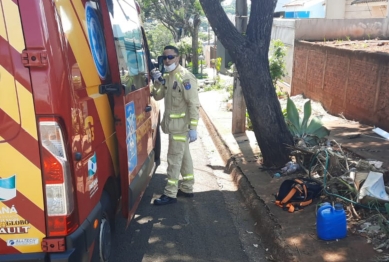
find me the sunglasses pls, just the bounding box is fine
[162,55,177,60]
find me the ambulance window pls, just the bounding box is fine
[106,0,147,93]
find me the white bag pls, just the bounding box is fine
[359,171,389,201]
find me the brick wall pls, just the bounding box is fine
[292,41,389,131]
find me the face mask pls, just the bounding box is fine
[164,63,177,72]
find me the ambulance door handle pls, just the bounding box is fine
[145,105,152,112]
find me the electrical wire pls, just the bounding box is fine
[309,148,387,213]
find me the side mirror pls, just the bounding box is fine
[157,56,165,74]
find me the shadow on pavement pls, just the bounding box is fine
[111,172,252,262]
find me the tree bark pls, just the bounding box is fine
[190,14,201,74]
[199,0,293,167]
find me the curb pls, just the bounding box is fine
[200,106,298,261]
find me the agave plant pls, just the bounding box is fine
[286,98,330,146]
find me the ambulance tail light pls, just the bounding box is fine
[39,119,78,237]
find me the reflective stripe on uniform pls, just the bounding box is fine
[190,119,198,126]
[170,112,185,119]
[172,135,186,142]
[155,87,163,95]
[175,72,183,83]
[167,179,178,185]
[182,174,194,180]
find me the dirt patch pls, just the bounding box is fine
[200,86,389,262]
[314,39,389,53]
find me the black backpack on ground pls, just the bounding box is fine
[275,177,323,213]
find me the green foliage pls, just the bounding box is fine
[246,110,253,130]
[139,0,203,58]
[197,46,203,56]
[144,23,174,58]
[198,32,208,42]
[276,89,287,98]
[177,36,192,58]
[286,98,330,146]
[211,57,222,73]
[269,39,286,86]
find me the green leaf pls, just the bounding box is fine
[314,126,330,138]
[287,122,298,136]
[287,97,301,131]
[306,117,330,138]
[301,100,312,134]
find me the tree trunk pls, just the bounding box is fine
[237,48,293,168]
[190,14,201,74]
[200,0,293,167]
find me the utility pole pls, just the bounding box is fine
[232,0,247,134]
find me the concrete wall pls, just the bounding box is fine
[291,41,389,131]
[345,0,388,19]
[326,0,346,19]
[271,19,296,84]
[294,18,389,40]
[271,17,389,85]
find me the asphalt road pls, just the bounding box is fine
[111,108,267,262]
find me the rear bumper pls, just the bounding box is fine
[0,203,102,262]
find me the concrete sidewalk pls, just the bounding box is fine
[199,90,389,262]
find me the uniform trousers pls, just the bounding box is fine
[164,132,195,198]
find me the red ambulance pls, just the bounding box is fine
[0,0,160,261]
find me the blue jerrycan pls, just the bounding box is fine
[316,203,347,241]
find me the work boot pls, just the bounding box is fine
[177,189,194,198]
[153,195,177,206]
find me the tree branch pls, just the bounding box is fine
[199,0,244,58]
[246,0,277,53]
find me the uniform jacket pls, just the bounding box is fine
[152,64,200,134]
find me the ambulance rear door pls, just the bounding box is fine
[0,0,46,254]
[103,0,156,221]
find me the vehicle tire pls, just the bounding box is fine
[154,122,161,166]
[93,191,114,262]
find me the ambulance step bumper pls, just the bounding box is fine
[0,201,102,262]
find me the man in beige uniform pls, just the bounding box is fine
[151,45,200,206]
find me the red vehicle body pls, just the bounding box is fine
[0,0,160,261]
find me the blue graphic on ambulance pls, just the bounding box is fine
[125,101,137,174]
[0,175,16,201]
[86,3,108,79]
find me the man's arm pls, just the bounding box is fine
[182,74,200,130]
[151,80,165,101]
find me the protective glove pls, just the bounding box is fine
[151,69,163,82]
[188,129,197,143]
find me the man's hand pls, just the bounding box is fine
[151,69,162,82]
[188,129,197,143]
